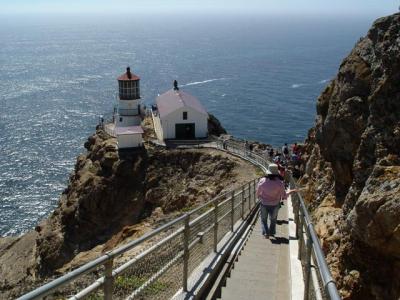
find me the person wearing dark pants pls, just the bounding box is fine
[257,163,296,238]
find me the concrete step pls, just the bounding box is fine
[220,205,290,300]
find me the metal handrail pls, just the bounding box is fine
[19,138,340,300]
[289,172,341,300]
[219,139,340,300]
[19,144,262,300]
[118,108,139,116]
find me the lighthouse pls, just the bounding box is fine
[106,67,144,149]
[116,67,142,126]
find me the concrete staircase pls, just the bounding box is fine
[219,203,290,300]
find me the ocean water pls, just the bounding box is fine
[0,14,376,236]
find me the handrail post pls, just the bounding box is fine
[213,198,219,252]
[298,211,304,260]
[253,180,257,205]
[304,226,312,300]
[104,259,114,300]
[247,182,251,207]
[183,215,190,292]
[294,193,300,239]
[241,186,245,219]
[248,183,251,211]
[230,191,235,231]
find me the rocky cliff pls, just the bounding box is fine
[0,126,259,298]
[300,13,400,300]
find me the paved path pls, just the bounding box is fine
[220,202,290,300]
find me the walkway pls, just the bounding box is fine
[220,201,290,300]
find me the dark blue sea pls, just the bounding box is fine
[0,14,377,236]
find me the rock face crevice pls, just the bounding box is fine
[300,13,400,300]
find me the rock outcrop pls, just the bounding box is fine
[0,126,258,298]
[208,113,227,136]
[300,13,400,300]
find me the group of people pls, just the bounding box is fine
[256,142,301,239]
[224,139,300,239]
[266,143,301,164]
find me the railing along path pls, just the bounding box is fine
[19,139,340,300]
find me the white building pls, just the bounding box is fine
[115,126,144,149]
[154,87,208,140]
[105,67,143,149]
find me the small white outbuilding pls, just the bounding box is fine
[155,89,208,140]
[115,126,144,149]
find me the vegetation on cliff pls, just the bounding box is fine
[300,13,400,300]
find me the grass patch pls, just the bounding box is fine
[255,167,264,177]
[114,275,168,295]
[179,205,195,213]
[86,294,103,300]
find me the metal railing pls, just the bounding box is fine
[118,108,139,116]
[19,170,260,299]
[19,138,340,300]
[151,110,164,141]
[289,176,341,300]
[219,138,340,300]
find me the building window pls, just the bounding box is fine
[183,111,188,120]
[120,117,123,122]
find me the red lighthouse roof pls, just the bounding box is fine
[117,67,140,81]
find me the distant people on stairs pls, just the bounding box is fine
[282,143,289,159]
[257,164,296,239]
[249,143,254,152]
[268,148,274,159]
[292,142,299,155]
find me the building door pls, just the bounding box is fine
[175,123,195,139]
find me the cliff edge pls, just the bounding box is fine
[300,13,400,300]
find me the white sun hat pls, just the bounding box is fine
[266,163,280,175]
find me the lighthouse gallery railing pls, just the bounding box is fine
[18,140,340,300]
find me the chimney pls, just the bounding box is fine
[126,67,132,79]
[173,80,179,91]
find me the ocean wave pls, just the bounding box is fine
[65,109,97,117]
[292,78,331,88]
[181,78,227,87]
[318,79,330,84]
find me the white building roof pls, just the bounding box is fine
[115,126,144,135]
[156,89,208,119]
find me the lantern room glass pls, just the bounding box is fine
[119,80,140,100]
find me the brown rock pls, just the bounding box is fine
[300,12,400,300]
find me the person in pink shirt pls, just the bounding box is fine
[257,164,296,238]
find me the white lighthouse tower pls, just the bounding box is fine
[107,67,144,149]
[116,67,142,126]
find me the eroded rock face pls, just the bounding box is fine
[300,13,400,300]
[34,130,237,275]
